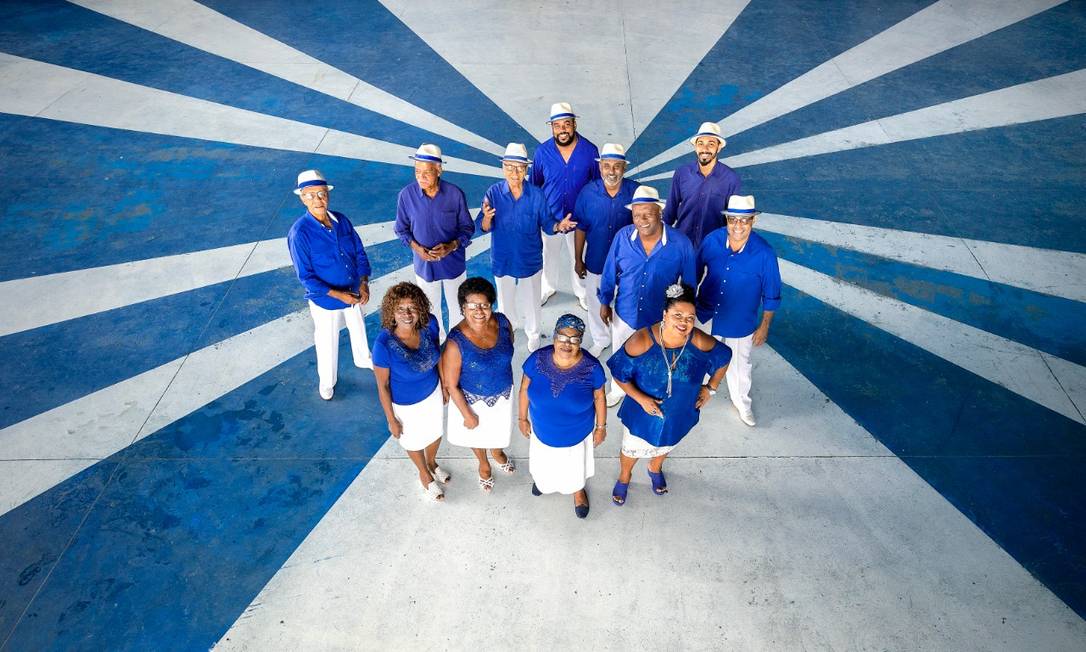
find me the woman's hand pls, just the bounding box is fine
[388,417,404,439]
[463,409,479,430]
[518,418,532,438]
[637,396,664,418]
[695,386,714,409]
[592,426,606,447]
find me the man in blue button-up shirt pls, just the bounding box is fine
[662,121,743,250]
[598,186,697,404]
[394,144,475,340]
[532,102,600,308]
[573,143,637,357]
[696,195,781,427]
[287,170,373,401]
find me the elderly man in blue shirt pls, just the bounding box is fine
[598,185,697,405]
[573,143,637,357]
[479,143,574,351]
[662,122,743,250]
[696,195,782,427]
[532,102,600,308]
[394,143,475,341]
[287,170,373,401]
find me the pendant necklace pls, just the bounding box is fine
[659,325,689,397]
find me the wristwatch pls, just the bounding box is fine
[703,384,717,396]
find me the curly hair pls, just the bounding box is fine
[457,276,496,307]
[379,281,432,332]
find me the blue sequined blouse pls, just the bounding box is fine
[448,313,514,406]
[372,314,442,405]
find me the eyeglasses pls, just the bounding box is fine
[554,334,582,345]
[394,306,418,315]
[463,302,492,311]
[726,217,753,226]
[300,190,328,201]
[501,164,527,173]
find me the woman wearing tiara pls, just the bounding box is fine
[607,283,732,505]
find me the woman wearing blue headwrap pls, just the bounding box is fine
[518,314,607,518]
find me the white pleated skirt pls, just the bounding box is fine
[529,431,594,494]
[447,394,512,449]
[620,427,676,459]
[392,384,444,452]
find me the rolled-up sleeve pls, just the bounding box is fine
[597,235,622,306]
[762,250,782,311]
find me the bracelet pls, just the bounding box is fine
[518,417,529,422]
[594,424,607,430]
[704,384,718,396]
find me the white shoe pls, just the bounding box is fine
[319,386,334,400]
[578,297,589,311]
[606,390,624,407]
[540,288,556,306]
[527,337,541,352]
[736,406,756,427]
[587,343,607,358]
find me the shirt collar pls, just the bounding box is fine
[727,235,748,254]
[629,224,668,246]
[413,180,442,199]
[309,210,338,225]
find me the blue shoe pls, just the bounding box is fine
[612,481,629,506]
[647,468,668,495]
[575,501,589,519]
[531,483,541,496]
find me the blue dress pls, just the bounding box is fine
[607,327,732,447]
[372,314,442,405]
[522,347,607,447]
[447,313,514,405]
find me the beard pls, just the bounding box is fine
[554,131,575,146]
[697,152,715,166]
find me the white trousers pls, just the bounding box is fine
[308,300,372,393]
[541,231,586,300]
[606,314,637,398]
[495,271,542,341]
[415,273,465,340]
[721,333,754,413]
[582,272,609,350]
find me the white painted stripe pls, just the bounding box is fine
[71,0,504,156]
[629,0,1066,176]
[0,220,397,337]
[0,235,491,516]
[0,53,501,178]
[781,259,1086,425]
[757,213,1086,303]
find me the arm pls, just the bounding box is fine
[454,189,474,249]
[396,195,440,262]
[608,330,664,416]
[574,228,587,279]
[754,251,782,346]
[441,338,477,427]
[679,239,698,289]
[347,222,372,304]
[696,362,729,409]
[597,235,622,325]
[517,374,532,437]
[289,231,356,305]
[662,173,681,226]
[479,189,495,232]
[591,386,607,446]
[372,365,402,439]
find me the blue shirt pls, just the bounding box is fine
[608,328,732,447]
[522,347,606,447]
[573,178,637,275]
[372,314,442,405]
[597,225,698,329]
[394,180,474,282]
[287,210,372,310]
[662,160,743,250]
[448,313,514,404]
[696,230,782,338]
[479,181,555,278]
[531,136,600,223]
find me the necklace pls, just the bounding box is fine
[658,325,689,397]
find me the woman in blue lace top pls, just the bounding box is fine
[607,284,731,506]
[373,282,450,502]
[443,277,517,493]
[519,314,607,518]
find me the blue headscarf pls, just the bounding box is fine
[554,313,585,334]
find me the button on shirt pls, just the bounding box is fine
[479,181,555,278]
[287,210,372,311]
[696,230,782,338]
[598,225,697,329]
[531,136,600,223]
[662,160,742,250]
[394,180,474,282]
[573,178,637,275]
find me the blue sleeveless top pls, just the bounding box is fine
[607,326,732,447]
[448,313,514,405]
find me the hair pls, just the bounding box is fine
[663,283,697,311]
[380,282,432,332]
[457,276,496,307]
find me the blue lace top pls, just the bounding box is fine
[607,326,731,447]
[522,347,606,447]
[448,313,514,406]
[372,313,441,405]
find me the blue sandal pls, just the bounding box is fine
[612,481,629,506]
[647,468,668,495]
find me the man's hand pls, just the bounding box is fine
[428,240,458,260]
[356,281,370,306]
[330,289,360,305]
[600,304,613,326]
[753,323,770,346]
[574,259,587,279]
[481,198,495,230]
[554,213,578,233]
[411,241,440,262]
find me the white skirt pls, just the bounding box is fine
[447,394,512,449]
[620,427,676,459]
[529,431,594,494]
[392,384,444,452]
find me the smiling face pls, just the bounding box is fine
[461,292,492,327]
[663,301,697,339]
[599,159,627,189]
[550,117,576,147]
[553,326,583,356]
[631,203,663,237]
[393,299,419,330]
[414,161,441,194]
[694,136,722,167]
[726,214,755,250]
[502,161,528,187]
[298,185,330,217]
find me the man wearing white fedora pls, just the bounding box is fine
[662,121,743,250]
[572,143,638,357]
[287,169,373,400]
[695,195,781,427]
[532,102,599,309]
[394,143,475,341]
[598,185,697,405]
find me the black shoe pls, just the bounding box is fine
[531,483,541,496]
[575,501,589,519]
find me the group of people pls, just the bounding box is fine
[285,102,783,517]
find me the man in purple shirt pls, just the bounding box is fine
[394,143,475,340]
[287,170,372,401]
[662,122,743,250]
[532,102,600,309]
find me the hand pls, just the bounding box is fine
[574,259,587,279]
[412,241,440,262]
[637,396,664,418]
[481,198,495,223]
[753,324,770,346]
[518,418,532,438]
[357,281,370,306]
[388,418,403,439]
[600,304,612,326]
[463,409,479,430]
[695,386,713,409]
[331,289,360,305]
[555,213,578,233]
[592,427,606,447]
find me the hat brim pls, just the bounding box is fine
[625,200,666,210]
[409,155,445,164]
[723,209,761,217]
[594,156,629,164]
[293,183,334,195]
[689,134,726,148]
[546,114,578,123]
[499,157,531,166]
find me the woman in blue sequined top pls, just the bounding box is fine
[607,283,731,506]
[442,277,517,494]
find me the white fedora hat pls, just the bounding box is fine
[499,142,531,165]
[595,143,628,163]
[689,121,726,148]
[723,195,761,217]
[546,102,577,123]
[409,143,445,164]
[293,169,333,195]
[625,185,666,210]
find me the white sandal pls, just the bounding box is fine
[431,465,451,484]
[424,480,445,501]
[495,457,516,475]
[478,475,495,493]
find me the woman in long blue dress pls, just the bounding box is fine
[607,283,731,505]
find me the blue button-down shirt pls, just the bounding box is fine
[531,135,600,223]
[574,178,637,275]
[696,229,782,338]
[394,180,474,282]
[662,160,742,250]
[598,225,697,329]
[479,181,555,278]
[287,210,372,311]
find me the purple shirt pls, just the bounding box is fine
[662,160,742,250]
[531,135,600,223]
[394,180,474,282]
[573,178,637,275]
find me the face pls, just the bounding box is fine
[550,118,576,147]
[694,136,721,166]
[663,301,697,338]
[726,214,755,246]
[461,293,492,325]
[414,162,441,193]
[553,327,583,355]
[631,203,663,236]
[393,298,419,329]
[299,185,330,215]
[599,159,627,188]
[502,161,528,185]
